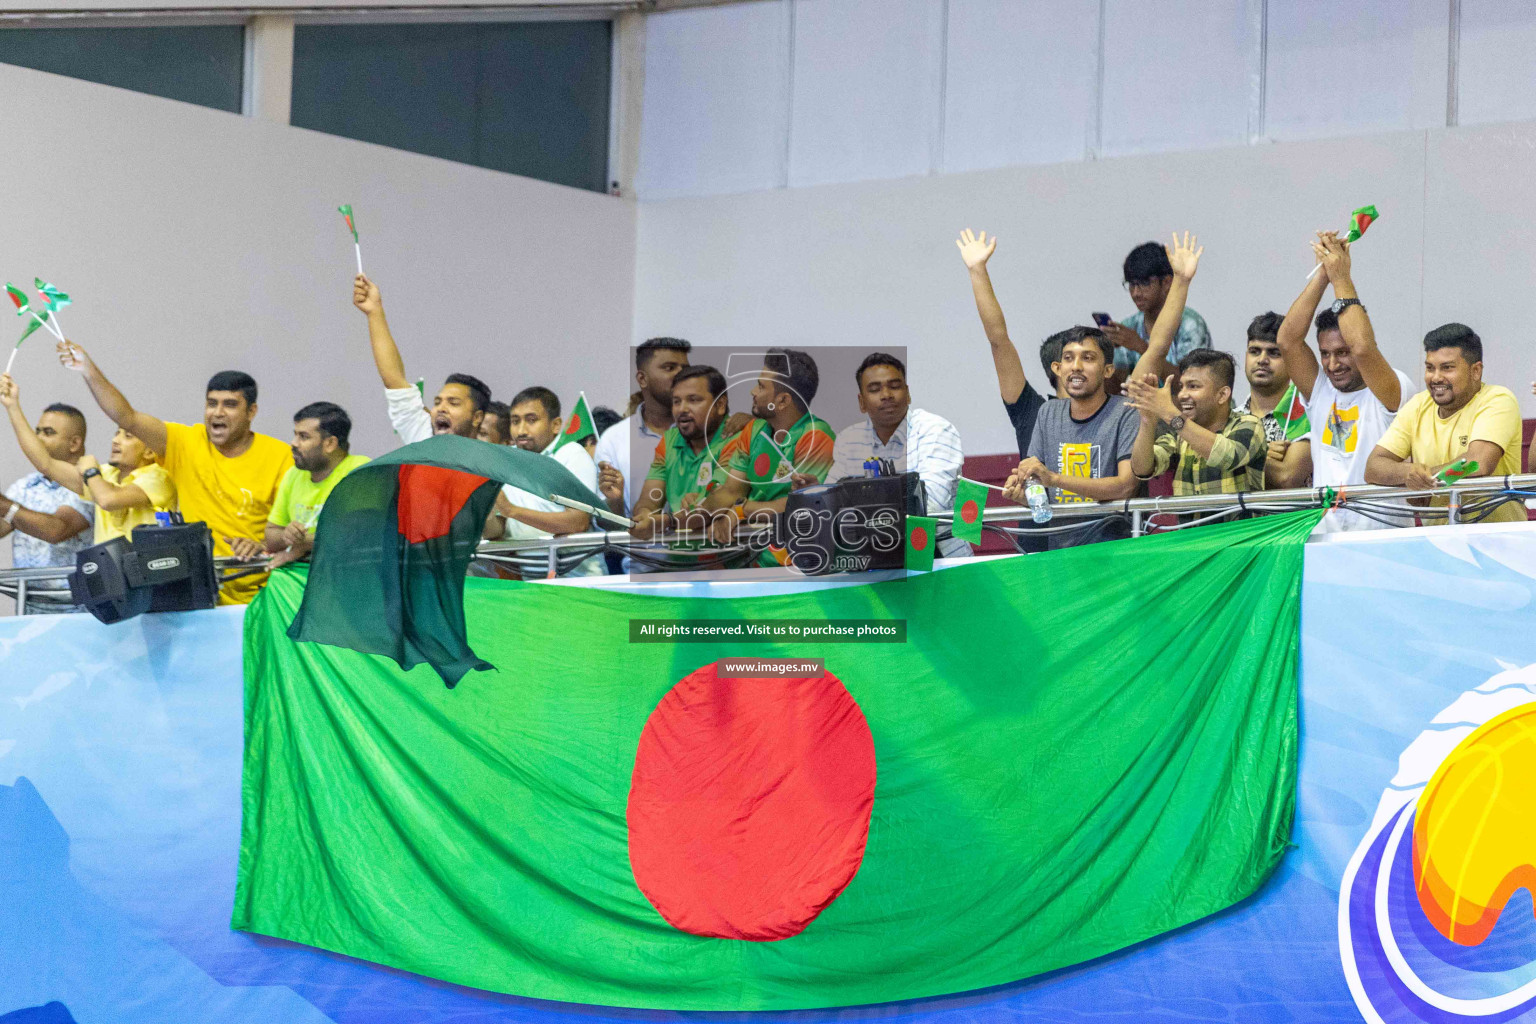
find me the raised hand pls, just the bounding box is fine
[76,453,100,472]
[955,228,998,271]
[353,274,382,316]
[57,339,88,372]
[1165,230,1203,281]
[1124,373,1180,424]
[0,373,16,408]
[1311,231,1352,284]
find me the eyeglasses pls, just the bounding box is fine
[1122,278,1161,292]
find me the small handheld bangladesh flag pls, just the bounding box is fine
[1342,204,1378,243]
[33,278,69,311]
[951,477,989,545]
[555,391,597,451]
[6,284,30,316]
[904,515,936,571]
[1276,382,1310,442]
[339,204,363,274]
[1436,459,1479,485]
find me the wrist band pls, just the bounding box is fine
[2,503,17,525]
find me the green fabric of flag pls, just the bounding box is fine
[33,278,69,311]
[338,204,358,241]
[286,434,605,687]
[1342,204,1378,243]
[14,309,47,344]
[1277,382,1311,442]
[903,514,936,570]
[950,478,988,544]
[236,509,1321,1011]
[554,391,596,451]
[5,283,29,315]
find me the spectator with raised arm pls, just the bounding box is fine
[264,402,369,569]
[0,378,93,612]
[58,339,290,604]
[827,353,969,558]
[352,274,490,444]
[956,229,1054,458]
[1124,237,1265,496]
[1104,240,1212,382]
[1276,232,1413,527]
[1,372,174,546]
[1235,312,1312,489]
[1365,324,1524,523]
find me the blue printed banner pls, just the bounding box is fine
[1,524,1534,1021]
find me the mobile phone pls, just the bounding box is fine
[1091,312,1113,327]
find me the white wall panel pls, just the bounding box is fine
[1266,0,1448,140]
[636,1,792,200]
[1458,0,1536,126]
[941,0,1099,172]
[1099,0,1257,156]
[786,0,945,187]
[0,61,635,502]
[1421,121,1536,406]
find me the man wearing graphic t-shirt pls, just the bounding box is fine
[1276,231,1414,531]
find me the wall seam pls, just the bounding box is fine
[932,0,949,176]
[779,0,795,188]
[1089,0,1106,159]
[1446,0,1460,126]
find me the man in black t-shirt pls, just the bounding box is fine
[957,229,1062,459]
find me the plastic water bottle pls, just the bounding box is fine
[1025,482,1052,524]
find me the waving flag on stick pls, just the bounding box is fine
[4,283,61,373]
[1276,382,1311,441]
[339,204,363,275]
[33,278,70,337]
[1307,203,1380,279]
[554,391,597,452]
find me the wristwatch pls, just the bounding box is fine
[81,467,102,482]
[1167,415,1187,433]
[1331,297,1363,315]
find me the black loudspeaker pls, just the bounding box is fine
[69,522,219,624]
[70,537,153,624]
[782,472,926,576]
[128,522,218,612]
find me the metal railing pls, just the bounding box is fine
[3,475,1532,614]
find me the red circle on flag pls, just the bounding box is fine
[566,414,582,436]
[752,452,771,477]
[627,662,876,941]
[960,499,980,525]
[910,526,929,551]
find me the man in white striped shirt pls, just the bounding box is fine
[824,353,970,558]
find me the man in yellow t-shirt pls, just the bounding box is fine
[1,372,176,542]
[264,401,369,568]
[59,341,291,604]
[1365,323,1526,524]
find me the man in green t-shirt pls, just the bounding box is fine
[702,348,836,563]
[630,365,731,541]
[264,401,369,568]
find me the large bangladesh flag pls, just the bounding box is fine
[287,434,605,686]
[235,509,1321,1011]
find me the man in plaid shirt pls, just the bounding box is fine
[1125,349,1267,495]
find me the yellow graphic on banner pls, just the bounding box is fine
[1057,442,1095,503]
[1323,403,1360,454]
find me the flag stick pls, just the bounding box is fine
[4,345,18,376]
[958,474,1009,494]
[44,308,65,340]
[354,241,364,276]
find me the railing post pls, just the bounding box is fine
[15,578,27,617]
[1131,510,1143,538]
[1448,487,1461,525]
